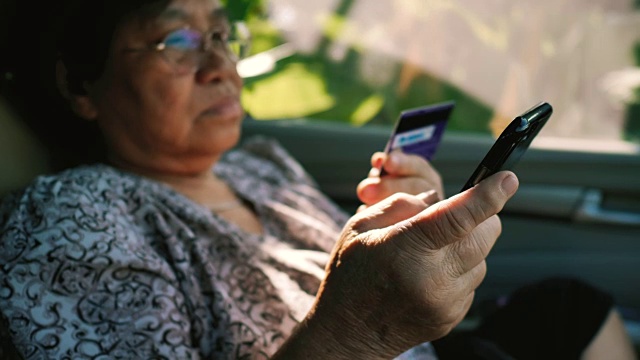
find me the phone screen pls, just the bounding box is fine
[460,102,553,192]
[380,101,455,176]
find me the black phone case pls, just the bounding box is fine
[460,102,553,192]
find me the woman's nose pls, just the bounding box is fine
[195,49,238,84]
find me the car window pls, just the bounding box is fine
[235,0,640,149]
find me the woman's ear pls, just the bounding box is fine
[55,60,98,120]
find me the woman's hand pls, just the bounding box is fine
[356,151,444,211]
[274,171,519,360]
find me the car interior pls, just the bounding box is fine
[238,115,640,351]
[2,101,639,354]
[1,0,640,356]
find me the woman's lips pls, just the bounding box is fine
[200,97,243,120]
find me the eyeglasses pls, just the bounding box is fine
[135,21,251,74]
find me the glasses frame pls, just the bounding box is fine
[140,21,251,74]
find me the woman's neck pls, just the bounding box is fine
[109,155,264,235]
[107,154,231,202]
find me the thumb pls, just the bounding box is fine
[413,171,519,249]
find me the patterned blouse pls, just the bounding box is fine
[0,137,437,359]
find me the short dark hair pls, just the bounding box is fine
[58,0,170,94]
[0,0,170,170]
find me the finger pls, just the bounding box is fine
[370,151,387,169]
[437,261,486,328]
[460,291,476,321]
[365,152,386,178]
[417,190,440,206]
[356,177,382,205]
[450,262,487,327]
[359,176,443,205]
[456,260,488,297]
[445,215,501,276]
[368,166,381,178]
[468,260,488,292]
[349,192,433,233]
[364,189,439,207]
[382,152,444,198]
[415,171,518,249]
[382,152,440,181]
[428,291,476,340]
[452,291,476,332]
[427,271,480,338]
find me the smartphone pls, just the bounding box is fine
[460,102,553,192]
[380,101,455,176]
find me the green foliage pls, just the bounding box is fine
[237,1,640,143]
[221,0,266,21]
[242,44,492,132]
[238,0,492,133]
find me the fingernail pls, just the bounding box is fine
[361,185,375,200]
[501,174,519,196]
[388,153,402,168]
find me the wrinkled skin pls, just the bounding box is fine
[357,151,445,210]
[59,0,517,356]
[275,171,519,359]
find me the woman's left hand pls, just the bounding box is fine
[356,151,444,211]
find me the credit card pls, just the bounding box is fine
[380,101,454,176]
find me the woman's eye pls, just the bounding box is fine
[163,29,202,50]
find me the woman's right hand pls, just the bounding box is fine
[274,171,519,360]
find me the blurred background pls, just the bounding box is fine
[228,0,640,144]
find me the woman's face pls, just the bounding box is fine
[85,0,244,175]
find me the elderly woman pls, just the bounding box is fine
[0,0,635,359]
[0,0,516,358]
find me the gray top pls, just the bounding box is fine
[0,137,436,359]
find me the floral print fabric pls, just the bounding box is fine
[0,136,436,359]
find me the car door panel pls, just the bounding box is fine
[241,119,640,310]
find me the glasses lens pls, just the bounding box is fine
[157,23,251,73]
[164,28,201,50]
[161,29,202,72]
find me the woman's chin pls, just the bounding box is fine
[193,113,243,150]
[207,127,242,153]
